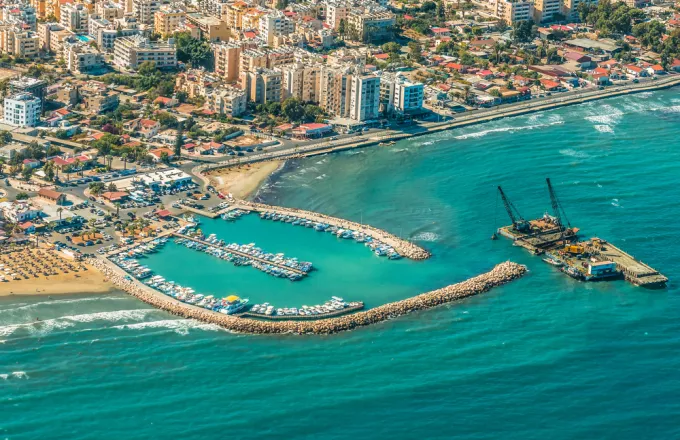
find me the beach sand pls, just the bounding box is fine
[207,161,280,199]
[0,263,116,297]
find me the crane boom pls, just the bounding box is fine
[546,178,571,231]
[498,186,530,232]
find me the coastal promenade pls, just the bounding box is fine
[89,257,527,335]
[192,75,680,176]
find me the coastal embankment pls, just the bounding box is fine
[88,257,527,335]
[204,161,281,199]
[192,75,680,176]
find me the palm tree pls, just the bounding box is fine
[73,158,82,177]
[114,202,120,217]
[105,155,113,171]
[57,207,63,223]
[121,152,129,170]
[492,41,504,65]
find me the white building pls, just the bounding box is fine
[60,2,89,32]
[393,77,424,115]
[3,93,40,127]
[113,35,176,69]
[349,74,380,122]
[132,0,160,25]
[0,201,39,223]
[259,11,294,45]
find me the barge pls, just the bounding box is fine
[496,179,668,289]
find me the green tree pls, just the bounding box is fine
[513,20,536,43]
[282,98,305,122]
[89,181,105,195]
[160,151,170,164]
[108,182,118,192]
[121,152,129,170]
[174,32,212,68]
[174,121,184,157]
[15,192,29,200]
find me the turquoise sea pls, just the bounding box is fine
[2,90,680,439]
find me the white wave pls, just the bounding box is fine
[597,184,603,188]
[315,174,327,180]
[593,125,614,134]
[11,371,28,379]
[389,148,407,153]
[611,198,620,207]
[0,374,7,380]
[416,140,435,146]
[0,309,157,337]
[113,319,223,335]
[585,105,623,126]
[454,120,563,140]
[412,232,439,242]
[559,149,589,159]
[656,105,680,114]
[0,295,126,314]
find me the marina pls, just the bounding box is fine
[172,231,311,280]
[90,257,528,334]
[496,179,668,289]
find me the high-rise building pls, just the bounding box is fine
[491,0,534,24]
[3,93,41,127]
[154,7,184,37]
[132,0,159,25]
[240,68,282,104]
[349,73,380,121]
[60,2,89,32]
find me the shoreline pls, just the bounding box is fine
[89,257,527,335]
[193,77,680,176]
[205,160,281,199]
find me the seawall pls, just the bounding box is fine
[89,258,527,335]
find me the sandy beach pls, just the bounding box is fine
[206,161,280,199]
[0,248,116,297]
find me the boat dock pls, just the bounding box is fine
[171,232,307,275]
[586,239,668,288]
[238,302,365,320]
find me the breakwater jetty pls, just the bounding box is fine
[89,257,526,335]
[228,201,431,261]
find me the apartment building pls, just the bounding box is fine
[200,0,228,19]
[60,2,88,32]
[492,0,534,24]
[80,81,119,114]
[96,1,124,21]
[349,73,379,121]
[205,86,247,116]
[319,65,353,118]
[213,41,245,82]
[259,10,294,45]
[325,2,347,30]
[0,27,39,59]
[224,1,248,30]
[154,7,184,37]
[9,77,47,115]
[63,42,104,73]
[3,93,40,127]
[30,0,47,20]
[114,35,176,69]
[132,0,159,25]
[91,16,143,51]
[280,62,322,103]
[240,68,282,104]
[533,0,561,22]
[185,12,230,42]
[2,4,37,31]
[347,6,395,41]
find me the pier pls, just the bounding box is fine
[171,232,307,275]
[91,257,526,334]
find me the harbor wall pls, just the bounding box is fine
[88,258,527,335]
[233,201,432,260]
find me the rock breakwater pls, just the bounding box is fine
[90,257,527,335]
[235,200,432,260]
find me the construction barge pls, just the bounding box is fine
[494,179,668,289]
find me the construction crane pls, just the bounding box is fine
[497,186,531,232]
[545,178,571,231]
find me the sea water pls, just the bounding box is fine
[2,90,680,439]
